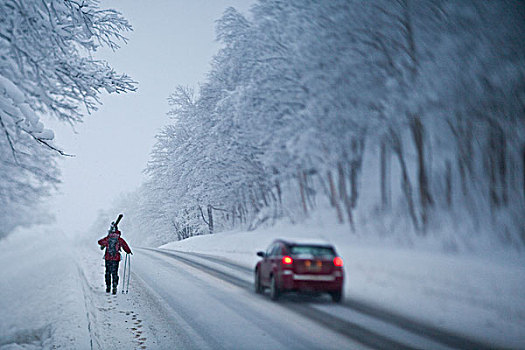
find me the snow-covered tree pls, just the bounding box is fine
[0,0,136,237]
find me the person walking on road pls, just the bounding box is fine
[98,219,132,294]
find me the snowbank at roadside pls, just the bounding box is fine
[161,219,525,349]
[0,226,90,349]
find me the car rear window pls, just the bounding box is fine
[288,245,335,257]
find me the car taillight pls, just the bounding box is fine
[282,256,293,265]
[333,257,343,267]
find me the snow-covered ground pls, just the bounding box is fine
[0,227,182,349]
[0,227,90,349]
[1,221,524,349]
[162,219,525,349]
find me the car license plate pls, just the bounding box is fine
[305,260,322,271]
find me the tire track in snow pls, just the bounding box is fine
[141,248,418,350]
[170,250,253,274]
[183,250,500,349]
[137,249,356,349]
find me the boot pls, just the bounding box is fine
[106,286,111,293]
[112,287,117,295]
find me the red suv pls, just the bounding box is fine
[254,239,344,302]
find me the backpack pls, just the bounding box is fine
[106,232,120,257]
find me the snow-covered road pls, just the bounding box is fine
[130,248,360,349]
[130,248,496,350]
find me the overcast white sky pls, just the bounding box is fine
[47,0,254,234]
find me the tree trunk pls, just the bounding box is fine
[338,162,346,203]
[298,169,308,214]
[239,191,247,224]
[488,137,497,208]
[260,185,269,207]
[449,117,473,197]
[303,171,315,209]
[350,164,358,208]
[380,138,391,210]
[275,180,282,205]
[238,203,245,224]
[457,154,467,196]
[396,150,419,233]
[445,160,452,208]
[522,145,525,202]
[496,126,507,206]
[338,162,355,231]
[250,190,260,212]
[349,137,365,209]
[344,195,355,232]
[328,170,343,223]
[409,114,432,234]
[487,123,506,208]
[207,204,213,234]
[391,128,419,232]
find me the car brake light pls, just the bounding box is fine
[333,257,343,267]
[282,256,293,264]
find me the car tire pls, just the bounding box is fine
[270,275,280,301]
[255,269,263,294]
[330,290,343,303]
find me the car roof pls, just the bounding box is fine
[272,238,334,248]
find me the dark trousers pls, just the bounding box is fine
[105,260,120,288]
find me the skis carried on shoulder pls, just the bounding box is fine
[115,213,123,226]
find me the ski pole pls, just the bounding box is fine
[122,253,128,294]
[126,254,131,293]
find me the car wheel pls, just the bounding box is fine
[270,275,280,301]
[254,269,263,294]
[331,290,343,303]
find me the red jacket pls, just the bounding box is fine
[98,230,132,261]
